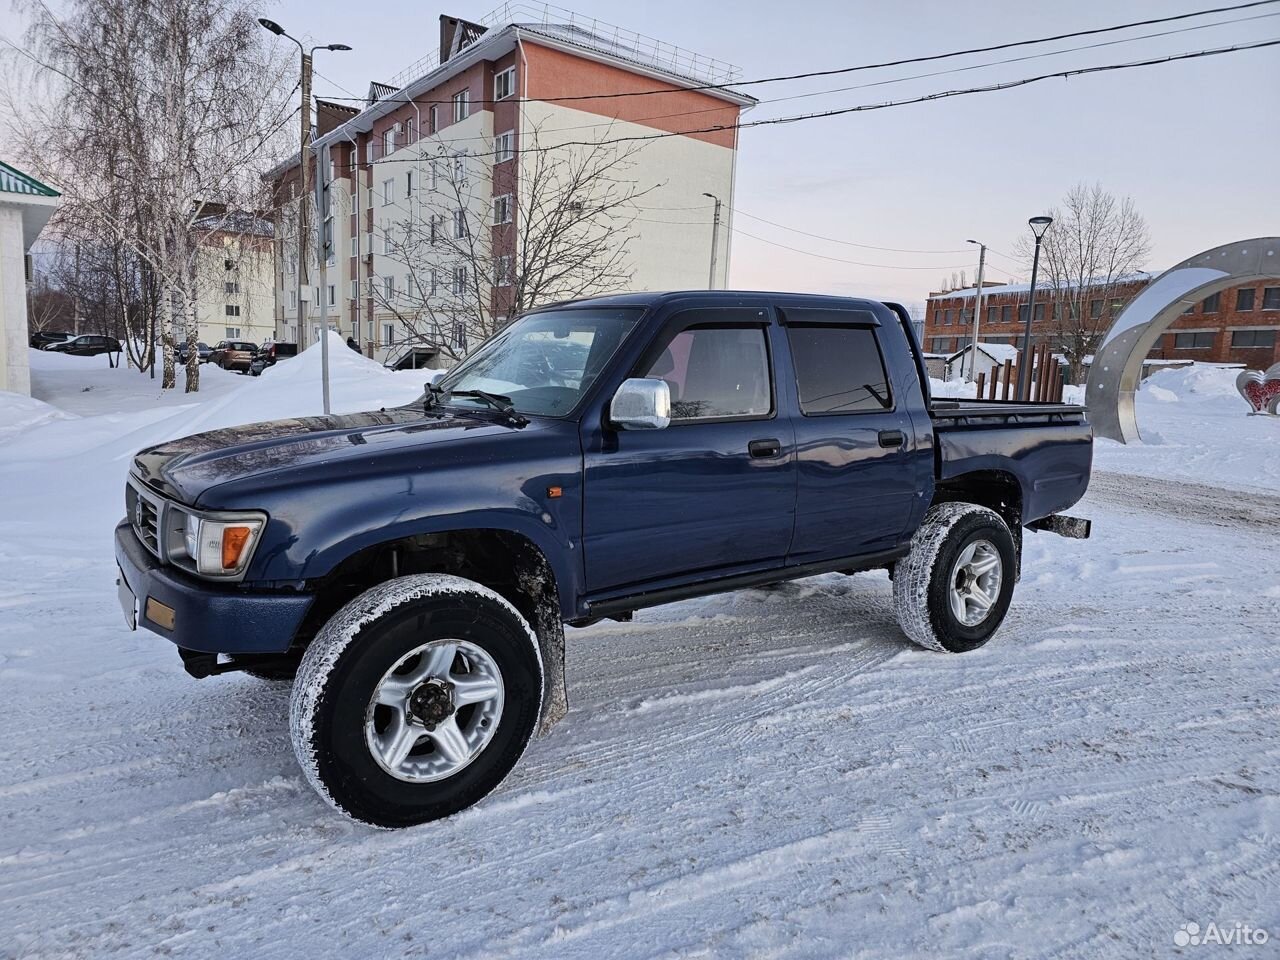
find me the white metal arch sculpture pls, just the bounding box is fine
[1086,238,1280,443]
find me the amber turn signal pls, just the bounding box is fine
[221,526,254,569]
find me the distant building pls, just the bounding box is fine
[193,212,275,348]
[0,161,59,395]
[944,341,1020,383]
[924,273,1280,376]
[265,8,754,364]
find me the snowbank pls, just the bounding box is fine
[1094,362,1279,493]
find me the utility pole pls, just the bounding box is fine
[315,141,332,414]
[297,48,312,350]
[1018,216,1054,401]
[702,192,722,289]
[256,19,350,354]
[966,240,986,381]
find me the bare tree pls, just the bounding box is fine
[368,125,655,361]
[1015,182,1151,381]
[5,0,293,390]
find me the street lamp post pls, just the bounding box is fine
[965,239,986,382]
[257,19,350,414]
[702,192,722,289]
[1017,215,1053,400]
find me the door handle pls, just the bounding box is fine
[748,438,782,459]
[878,429,906,448]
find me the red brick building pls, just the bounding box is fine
[923,274,1280,376]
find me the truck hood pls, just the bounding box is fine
[133,406,518,507]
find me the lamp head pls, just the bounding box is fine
[1028,215,1053,240]
[327,44,352,51]
[257,18,285,35]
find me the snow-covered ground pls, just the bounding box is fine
[1,348,1277,958]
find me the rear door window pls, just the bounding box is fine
[786,325,893,414]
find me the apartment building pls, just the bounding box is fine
[265,7,753,364]
[193,213,276,348]
[924,274,1280,375]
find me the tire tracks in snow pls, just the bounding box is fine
[1089,471,1280,533]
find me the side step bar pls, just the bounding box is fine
[1027,513,1092,540]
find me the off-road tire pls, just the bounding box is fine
[893,502,1016,653]
[290,575,543,827]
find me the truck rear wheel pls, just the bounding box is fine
[290,575,544,827]
[893,502,1015,653]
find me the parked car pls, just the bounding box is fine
[44,334,122,356]
[115,291,1094,827]
[207,340,257,372]
[249,341,298,376]
[176,341,211,365]
[30,330,71,349]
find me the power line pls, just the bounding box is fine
[732,210,970,254]
[314,8,1278,129]
[322,37,1280,166]
[727,226,1025,272]
[308,0,1280,108]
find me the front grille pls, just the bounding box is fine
[126,477,166,559]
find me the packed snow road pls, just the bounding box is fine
[1,352,1277,958]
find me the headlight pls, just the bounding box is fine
[173,510,266,578]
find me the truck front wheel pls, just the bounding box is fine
[892,503,1016,653]
[290,575,544,827]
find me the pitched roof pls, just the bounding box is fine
[947,342,1020,364]
[0,160,60,198]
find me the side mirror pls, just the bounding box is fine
[609,378,671,430]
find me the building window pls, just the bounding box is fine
[225,327,241,339]
[429,268,439,296]
[1231,329,1275,348]
[428,104,438,134]
[286,253,296,276]
[452,208,467,239]
[383,322,395,345]
[495,255,512,286]
[430,160,440,190]
[383,275,395,299]
[1263,287,1280,310]
[224,281,239,294]
[1089,299,1103,319]
[406,117,416,144]
[350,280,359,301]
[327,284,336,306]
[1202,292,1221,313]
[452,154,467,184]
[429,215,441,245]
[289,289,297,308]
[494,67,515,101]
[452,265,467,295]
[382,129,396,157]
[492,193,513,225]
[224,304,241,317]
[1237,288,1256,312]
[405,171,414,196]
[1000,305,1012,323]
[986,306,997,323]
[350,235,359,258]
[452,89,470,122]
[494,130,515,163]
[1173,332,1215,349]
[382,178,394,205]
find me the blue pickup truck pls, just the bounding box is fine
[115,291,1092,827]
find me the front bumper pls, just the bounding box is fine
[114,520,313,654]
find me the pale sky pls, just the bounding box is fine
[17,0,1280,311]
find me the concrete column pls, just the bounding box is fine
[0,206,31,395]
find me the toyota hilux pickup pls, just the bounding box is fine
[115,291,1093,827]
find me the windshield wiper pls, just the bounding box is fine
[446,389,529,426]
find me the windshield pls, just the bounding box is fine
[435,307,643,417]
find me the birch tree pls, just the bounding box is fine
[5,0,293,390]
[1015,182,1152,381]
